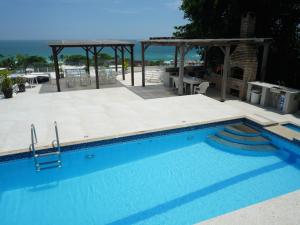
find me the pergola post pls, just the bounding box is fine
[121,46,125,80]
[85,49,90,75]
[141,43,145,87]
[221,46,231,102]
[178,45,185,95]
[114,47,118,72]
[174,46,178,67]
[51,47,61,92]
[260,42,270,82]
[93,46,100,89]
[130,45,134,86]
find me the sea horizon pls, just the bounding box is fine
[0,40,201,62]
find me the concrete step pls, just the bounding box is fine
[224,124,260,137]
[207,135,277,156]
[216,130,270,145]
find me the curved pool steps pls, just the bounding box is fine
[207,135,278,155]
[224,124,260,137]
[216,130,271,145]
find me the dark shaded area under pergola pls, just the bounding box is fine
[141,38,272,101]
[49,40,135,92]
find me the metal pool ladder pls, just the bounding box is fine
[29,122,62,171]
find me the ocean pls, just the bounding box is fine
[0,40,200,62]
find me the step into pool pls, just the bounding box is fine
[283,123,300,133]
[1,120,300,225]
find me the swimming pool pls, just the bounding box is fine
[1,119,300,225]
[283,123,300,133]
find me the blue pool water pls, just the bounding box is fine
[283,123,300,132]
[1,122,300,225]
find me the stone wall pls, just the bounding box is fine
[229,12,258,99]
[240,12,256,38]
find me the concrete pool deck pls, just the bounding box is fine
[1,72,300,225]
[1,72,299,155]
[0,82,244,155]
[200,190,300,225]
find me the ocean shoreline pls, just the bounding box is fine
[0,40,201,61]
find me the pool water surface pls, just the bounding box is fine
[1,122,300,225]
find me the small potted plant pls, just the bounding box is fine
[16,77,26,92]
[1,75,13,98]
[124,59,129,73]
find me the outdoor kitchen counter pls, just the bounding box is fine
[247,81,300,114]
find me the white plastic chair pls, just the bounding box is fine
[173,77,187,94]
[65,69,77,88]
[173,77,179,89]
[79,69,91,87]
[108,70,117,84]
[193,82,209,95]
[98,69,107,84]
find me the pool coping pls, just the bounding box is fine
[280,121,300,136]
[0,116,242,161]
[0,115,298,163]
[263,121,300,143]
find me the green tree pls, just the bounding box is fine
[175,0,300,88]
[15,54,27,67]
[59,54,64,61]
[26,55,47,65]
[15,54,47,71]
[64,55,86,65]
[64,53,114,66]
[98,53,113,61]
[0,57,16,70]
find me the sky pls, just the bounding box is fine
[0,0,186,40]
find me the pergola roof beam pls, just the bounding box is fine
[141,38,272,47]
[48,40,135,92]
[49,40,135,47]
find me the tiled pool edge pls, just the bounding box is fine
[1,115,299,163]
[0,117,244,162]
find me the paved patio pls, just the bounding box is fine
[1,71,299,154]
[200,190,300,225]
[0,77,243,154]
[0,70,300,225]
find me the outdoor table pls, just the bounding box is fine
[23,74,39,88]
[9,73,38,88]
[183,75,203,94]
[170,75,203,94]
[30,72,50,78]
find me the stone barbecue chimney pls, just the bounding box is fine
[240,12,256,38]
[229,12,258,99]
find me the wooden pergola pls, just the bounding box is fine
[49,40,135,92]
[141,38,272,101]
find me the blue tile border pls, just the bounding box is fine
[244,120,300,147]
[5,118,299,163]
[0,118,300,163]
[0,118,244,163]
[282,123,300,133]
